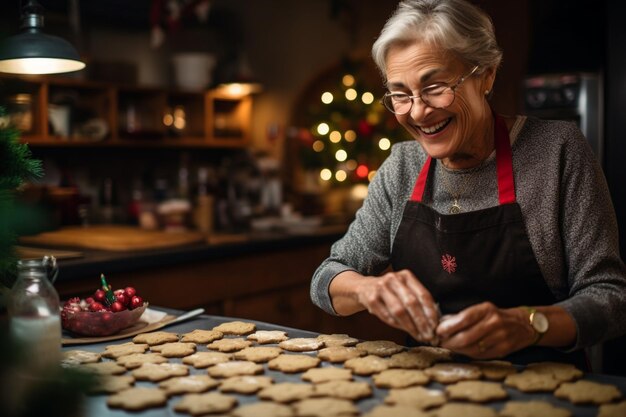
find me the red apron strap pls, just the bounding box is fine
[411,155,431,202]
[409,112,516,204]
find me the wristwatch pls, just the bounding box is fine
[523,306,549,345]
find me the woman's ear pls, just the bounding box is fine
[481,66,497,95]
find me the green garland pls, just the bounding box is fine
[0,107,43,289]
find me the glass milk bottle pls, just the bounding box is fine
[7,256,62,372]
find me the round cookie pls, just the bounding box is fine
[247,330,289,344]
[219,375,273,394]
[102,342,148,359]
[268,354,321,373]
[384,386,446,409]
[208,360,264,378]
[363,404,430,417]
[258,382,315,403]
[62,350,101,366]
[212,321,256,335]
[292,398,358,417]
[183,351,231,368]
[302,367,353,383]
[356,340,404,357]
[207,337,253,352]
[554,380,623,405]
[107,387,168,411]
[158,375,220,396]
[445,380,509,402]
[598,400,626,417]
[232,401,294,417]
[234,346,282,362]
[313,380,372,400]
[174,392,238,415]
[344,355,389,375]
[279,337,325,352]
[472,360,517,381]
[499,400,572,417]
[424,363,482,384]
[316,334,359,347]
[372,369,430,388]
[131,362,189,382]
[504,371,561,393]
[180,329,223,343]
[132,331,179,346]
[89,375,135,394]
[430,403,497,417]
[116,352,168,369]
[317,346,364,363]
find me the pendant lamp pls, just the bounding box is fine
[0,0,85,75]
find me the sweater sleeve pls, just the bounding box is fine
[553,123,626,350]
[310,143,409,315]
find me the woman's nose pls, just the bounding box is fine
[408,96,431,121]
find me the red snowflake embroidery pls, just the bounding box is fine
[441,254,457,274]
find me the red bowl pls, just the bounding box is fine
[61,302,148,336]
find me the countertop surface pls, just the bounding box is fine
[61,309,626,417]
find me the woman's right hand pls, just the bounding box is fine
[332,269,439,343]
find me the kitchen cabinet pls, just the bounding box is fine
[0,75,251,148]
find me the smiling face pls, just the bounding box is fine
[385,41,496,169]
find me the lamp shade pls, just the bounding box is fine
[0,0,85,75]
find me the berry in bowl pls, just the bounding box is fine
[61,276,148,336]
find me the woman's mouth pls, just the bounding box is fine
[417,117,452,135]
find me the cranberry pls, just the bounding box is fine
[93,289,106,302]
[110,301,126,312]
[115,292,129,306]
[124,286,137,298]
[85,297,95,305]
[130,296,143,310]
[89,302,105,312]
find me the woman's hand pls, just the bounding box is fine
[331,270,439,342]
[435,302,535,359]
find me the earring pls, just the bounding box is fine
[484,90,490,95]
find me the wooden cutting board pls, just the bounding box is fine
[20,226,205,251]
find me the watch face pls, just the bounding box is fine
[533,312,549,333]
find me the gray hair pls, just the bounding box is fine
[372,0,502,77]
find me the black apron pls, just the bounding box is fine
[390,113,586,367]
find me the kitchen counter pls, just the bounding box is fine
[61,309,626,417]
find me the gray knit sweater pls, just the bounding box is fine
[310,116,626,351]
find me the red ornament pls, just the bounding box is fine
[130,296,143,310]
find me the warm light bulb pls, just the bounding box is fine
[320,169,332,181]
[361,92,374,104]
[317,122,330,135]
[342,74,355,86]
[335,149,347,162]
[329,131,341,143]
[344,130,357,142]
[335,170,347,182]
[321,92,334,104]
[313,140,325,152]
[345,88,357,101]
[379,138,391,150]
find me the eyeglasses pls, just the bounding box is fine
[381,66,479,114]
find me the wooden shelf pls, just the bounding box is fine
[0,75,252,149]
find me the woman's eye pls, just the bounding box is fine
[391,94,411,102]
[423,85,448,96]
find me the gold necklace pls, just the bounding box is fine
[438,163,472,214]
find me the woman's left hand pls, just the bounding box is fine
[435,302,534,359]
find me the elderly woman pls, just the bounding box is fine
[310,0,626,366]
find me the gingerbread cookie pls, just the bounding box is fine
[384,386,446,409]
[207,360,264,378]
[316,334,359,347]
[107,387,168,411]
[344,355,389,375]
[499,400,572,417]
[88,375,135,394]
[268,354,321,373]
[388,351,438,369]
[131,362,189,382]
[219,375,273,394]
[445,380,509,402]
[598,401,626,417]
[408,346,454,364]
[472,360,517,381]
[212,320,256,335]
[301,367,353,383]
[279,337,325,352]
[180,329,223,343]
[234,346,282,362]
[62,350,101,366]
[372,369,429,388]
[356,340,404,357]
[132,331,179,346]
[207,337,252,352]
[150,342,196,358]
[554,380,623,405]
[430,403,497,417]
[116,352,168,369]
[232,401,294,417]
[424,363,482,384]
[183,351,231,368]
[363,404,430,417]
[317,346,364,363]
[80,361,126,375]
[247,330,289,344]
[525,361,583,382]
[258,382,315,403]
[504,371,561,393]
[102,342,148,359]
[313,380,372,400]
[292,398,358,417]
[174,392,238,415]
[158,375,219,396]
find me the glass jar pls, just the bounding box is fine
[7,256,61,372]
[6,93,34,133]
